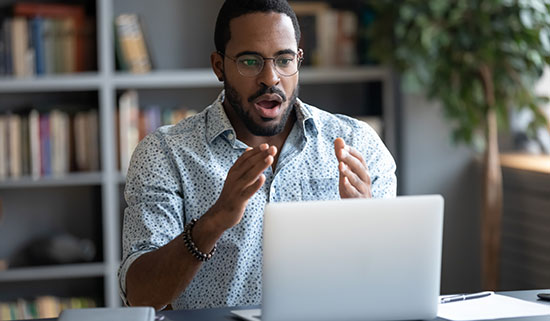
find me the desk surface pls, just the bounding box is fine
[29,289,550,321]
[155,289,550,321]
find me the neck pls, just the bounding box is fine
[223,100,296,167]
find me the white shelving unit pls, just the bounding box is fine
[0,0,397,308]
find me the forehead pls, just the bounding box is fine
[226,12,297,55]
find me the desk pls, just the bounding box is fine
[29,289,550,321]
[154,289,550,321]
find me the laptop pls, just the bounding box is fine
[232,195,444,321]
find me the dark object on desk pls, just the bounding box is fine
[58,307,155,321]
[9,233,96,267]
[538,293,550,301]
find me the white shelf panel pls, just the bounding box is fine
[299,66,390,83]
[0,73,102,93]
[0,263,106,282]
[112,66,389,89]
[114,70,222,89]
[0,172,103,189]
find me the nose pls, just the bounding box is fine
[256,59,280,88]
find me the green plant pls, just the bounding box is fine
[368,0,550,290]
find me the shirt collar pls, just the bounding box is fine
[205,90,319,145]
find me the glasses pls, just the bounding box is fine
[219,49,303,77]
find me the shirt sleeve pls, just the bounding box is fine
[118,131,186,305]
[352,121,397,198]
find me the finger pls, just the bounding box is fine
[340,176,361,199]
[241,174,266,199]
[235,154,273,189]
[347,145,368,168]
[334,137,346,162]
[339,161,368,195]
[339,147,371,185]
[236,143,269,165]
[231,144,275,178]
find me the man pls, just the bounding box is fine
[119,0,396,311]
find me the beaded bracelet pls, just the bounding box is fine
[183,218,217,262]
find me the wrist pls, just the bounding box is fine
[191,211,225,252]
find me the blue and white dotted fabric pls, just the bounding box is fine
[118,91,396,310]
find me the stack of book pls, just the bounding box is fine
[0,296,97,320]
[0,109,99,181]
[0,3,96,77]
[118,90,196,174]
[289,2,358,67]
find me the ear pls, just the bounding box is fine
[211,52,224,82]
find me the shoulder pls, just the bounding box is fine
[301,102,379,145]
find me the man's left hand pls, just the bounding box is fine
[334,137,372,198]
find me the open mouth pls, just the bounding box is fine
[254,94,283,119]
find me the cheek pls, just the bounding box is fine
[282,78,298,99]
[227,75,256,99]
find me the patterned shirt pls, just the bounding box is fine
[118,91,396,310]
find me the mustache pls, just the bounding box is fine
[247,85,287,103]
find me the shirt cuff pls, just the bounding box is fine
[118,250,154,306]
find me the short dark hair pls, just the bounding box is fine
[214,0,301,54]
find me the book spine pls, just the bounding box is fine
[31,17,45,75]
[42,19,55,75]
[40,113,51,176]
[3,19,13,75]
[11,17,29,77]
[0,115,7,180]
[8,113,22,178]
[0,20,6,75]
[115,14,152,74]
[119,90,140,174]
[29,109,41,179]
[87,110,99,171]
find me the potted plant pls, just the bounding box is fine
[368,1,550,290]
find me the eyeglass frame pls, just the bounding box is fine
[217,49,304,77]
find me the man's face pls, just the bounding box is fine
[221,12,300,136]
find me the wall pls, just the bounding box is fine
[400,92,482,293]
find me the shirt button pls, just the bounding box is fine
[227,133,234,140]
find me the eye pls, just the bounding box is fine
[238,56,261,67]
[276,56,294,67]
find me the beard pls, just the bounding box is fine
[224,78,298,137]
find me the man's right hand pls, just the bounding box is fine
[207,143,277,231]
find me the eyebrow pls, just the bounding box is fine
[235,49,297,57]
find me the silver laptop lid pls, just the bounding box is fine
[261,195,444,321]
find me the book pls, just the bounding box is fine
[289,2,330,66]
[289,2,359,67]
[28,109,41,179]
[0,17,6,75]
[60,17,76,73]
[86,109,99,171]
[30,17,45,75]
[2,18,12,75]
[42,18,56,75]
[50,110,70,176]
[39,113,51,176]
[20,114,30,176]
[115,14,152,73]
[8,113,22,178]
[13,3,87,72]
[0,296,97,320]
[11,17,30,77]
[119,90,140,174]
[0,114,7,180]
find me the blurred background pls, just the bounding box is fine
[0,0,549,319]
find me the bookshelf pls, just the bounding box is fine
[0,0,398,312]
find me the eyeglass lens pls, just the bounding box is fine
[236,54,300,77]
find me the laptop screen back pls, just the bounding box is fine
[261,195,444,321]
